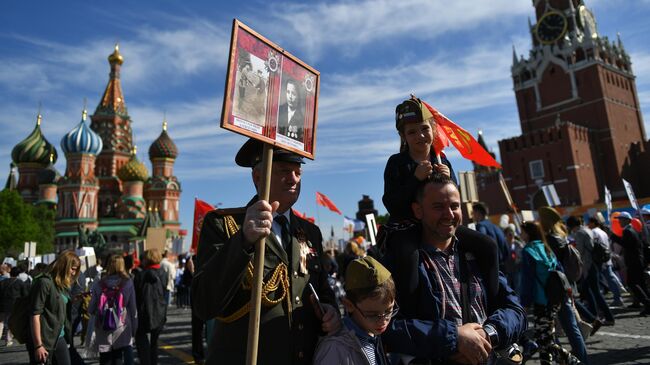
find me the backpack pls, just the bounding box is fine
[525,242,571,307]
[544,270,572,306]
[136,268,167,332]
[548,232,583,283]
[591,233,612,265]
[8,292,31,344]
[9,275,42,344]
[97,279,126,331]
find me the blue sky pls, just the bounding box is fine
[2,0,649,243]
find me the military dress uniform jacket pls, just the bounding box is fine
[192,197,336,365]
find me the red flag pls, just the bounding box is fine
[292,209,305,220]
[316,192,342,215]
[292,209,316,223]
[192,198,215,252]
[422,101,502,168]
[433,122,449,157]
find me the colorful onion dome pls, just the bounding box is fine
[149,120,178,159]
[108,44,124,65]
[61,109,103,155]
[38,155,61,185]
[11,113,58,165]
[117,147,149,182]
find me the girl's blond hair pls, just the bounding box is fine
[104,254,129,279]
[48,250,81,289]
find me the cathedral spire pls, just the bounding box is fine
[96,44,127,116]
[512,45,518,66]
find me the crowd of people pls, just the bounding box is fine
[0,248,192,365]
[1,95,649,365]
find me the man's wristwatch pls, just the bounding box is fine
[483,324,500,348]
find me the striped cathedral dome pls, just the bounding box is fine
[11,114,58,165]
[61,110,103,155]
[149,121,178,159]
[118,148,149,182]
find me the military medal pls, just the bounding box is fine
[299,241,310,274]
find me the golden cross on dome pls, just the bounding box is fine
[82,98,88,121]
[37,102,43,126]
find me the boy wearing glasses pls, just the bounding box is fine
[313,256,395,365]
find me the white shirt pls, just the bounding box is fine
[272,210,291,248]
[592,226,612,266]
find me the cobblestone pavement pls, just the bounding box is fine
[1,296,649,364]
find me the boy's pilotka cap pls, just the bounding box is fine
[235,138,305,167]
[345,256,391,291]
[395,96,435,131]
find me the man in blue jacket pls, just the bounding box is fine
[382,174,526,364]
[472,202,509,272]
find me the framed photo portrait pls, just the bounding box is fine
[221,19,320,159]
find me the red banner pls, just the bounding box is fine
[292,209,315,223]
[192,198,216,252]
[316,192,342,215]
[422,101,502,168]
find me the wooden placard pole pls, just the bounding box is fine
[498,172,521,233]
[245,143,274,365]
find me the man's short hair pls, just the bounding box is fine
[472,202,488,217]
[414,173,457,203]
[566,215,583,229]
[285,78,299,90]
[587,217,601,228]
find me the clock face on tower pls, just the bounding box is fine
[535,11,568,45]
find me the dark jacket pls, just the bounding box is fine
[0,277,30,313]
[381,224,526,364]
[277,103,305,141]
[134,267,168,332]
[192,197,336,365]
[29,273,73,352]
[383,151,456,224]
[475,219,509,272]
[613,225,646,273]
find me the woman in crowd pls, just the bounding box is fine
[28,250,80,365]
[134,249,168,365]
[0,266,31,346]
[538,207,602,334]
[520,221,588,364]
[382,96,455,224]
[89,254,137,365]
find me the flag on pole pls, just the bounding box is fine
[422,101,502,168]
[343,216,355,232]
[292,209,315,223]
[344,216,366,232]
[622,179,639,210]
[192,198,215,252]
[316,192,342,215]
[420,100,449,156]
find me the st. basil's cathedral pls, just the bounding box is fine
[7,45,182,252]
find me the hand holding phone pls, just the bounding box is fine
[308,283,325,319]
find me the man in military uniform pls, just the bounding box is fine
[192,139,339,364]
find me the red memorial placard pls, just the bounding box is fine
[221,19,319,159]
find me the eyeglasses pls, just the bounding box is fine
[352,302,400,323]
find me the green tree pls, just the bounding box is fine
[0,190,54,259]
[376,213,390,225]
[31,204,55,254]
